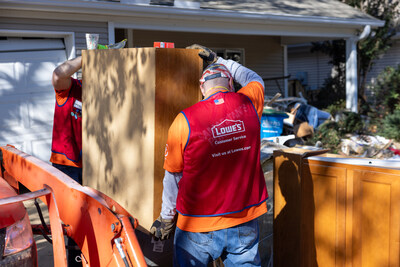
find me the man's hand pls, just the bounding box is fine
[186,44,217,65]
[150,216,176,240]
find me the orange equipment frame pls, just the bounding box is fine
[0,145,147,267]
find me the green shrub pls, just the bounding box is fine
[305,111,369,153]
[378,109,400,141]
[371,64,400,115]
[324,100,345,117]
[339,112,365,134]
[306,121,342,153]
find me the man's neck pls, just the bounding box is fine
[204,86,229,98]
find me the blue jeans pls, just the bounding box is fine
[295,104,331,129]
[52,163,82,185]
[173,218,261,267]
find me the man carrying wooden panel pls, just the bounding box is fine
[50,56,83,266]
[150,44,268,266]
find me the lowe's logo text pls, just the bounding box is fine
[212,119,245,138]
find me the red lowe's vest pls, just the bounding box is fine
[51,78,82,165]
[177,91,268,216]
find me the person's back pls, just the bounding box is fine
[151,45,268,267]
[178,90,266,218]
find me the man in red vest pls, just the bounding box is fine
[50,56,83,267]
[50,56,83,184]
[150,45,268,266]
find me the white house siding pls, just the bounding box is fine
[129,29,284,96]
[362,39,400,98]
[367,38,400,84]
[287,45,333,92]
[287,39,400,99]
[0,17,109,56]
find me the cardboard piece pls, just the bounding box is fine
[294,122,314,138]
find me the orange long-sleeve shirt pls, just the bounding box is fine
[163,81,267,232]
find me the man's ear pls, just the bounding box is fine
[200,83,206,96]
[228,78,234,92]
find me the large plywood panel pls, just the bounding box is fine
[153,48,202,218]
[82,48,156,228]
[82,47,202,233]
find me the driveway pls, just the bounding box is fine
[26,199,54,266]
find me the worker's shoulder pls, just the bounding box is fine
[238,81,264,110]
[238,81,264,98]
[239,81,264,92]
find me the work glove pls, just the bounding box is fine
[150,216,176,240]
[186,44,217,66]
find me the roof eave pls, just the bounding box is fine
[0,0,385,28]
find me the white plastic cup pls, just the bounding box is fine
[86,33,99,50]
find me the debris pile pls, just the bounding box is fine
[261,94,400,160]
[339,135,400,159]
[261,94,330,148]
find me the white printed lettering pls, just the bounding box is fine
[211,119,245,138]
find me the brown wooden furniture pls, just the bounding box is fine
[81,48,202,230]
[274,148,400,267]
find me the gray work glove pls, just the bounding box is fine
[150,216,176,240]
[186,44,218,66]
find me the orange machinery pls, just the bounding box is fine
[0,145,147,267]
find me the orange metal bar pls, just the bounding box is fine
[119,216,148,267]
[44,185,68,267]
[0,145,146,267]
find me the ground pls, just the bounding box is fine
[26,199,54,266]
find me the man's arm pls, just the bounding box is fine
[216,57,265,116]
[160,170,182,220]
[150,170,181,240]
[216,57,264,88]
[150,113,187,240]
[52,56,82,91]
[187,44,264,88]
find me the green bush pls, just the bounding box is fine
[378,109,400,141]
[305,111,368,153]
[324,100,345,117]
[306,121,342,153]
[371,64,400,115]
[339,112,365,134]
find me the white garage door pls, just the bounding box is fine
[0,37,67,162]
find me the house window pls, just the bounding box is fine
[214,48,245,65]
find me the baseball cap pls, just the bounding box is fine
[199,63,233,84]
